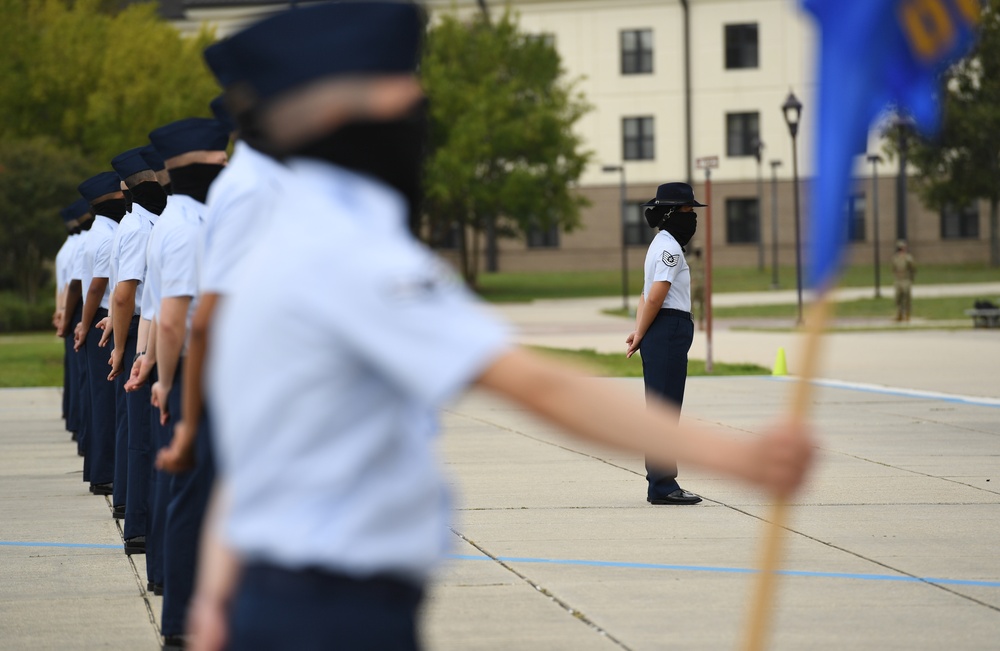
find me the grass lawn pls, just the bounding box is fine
[0,333,763,389]
[476,263,999,303]
[0,333,64,387]
[529,346,768,377]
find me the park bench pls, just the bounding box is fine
[965,301,1000,328]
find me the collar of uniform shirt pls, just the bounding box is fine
[285,157,407,234]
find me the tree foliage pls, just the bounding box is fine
[0,0,218,169]
[0,0,221,301]
[0,138,91,302]
[904,0,1000,266]
[422,9,592,286]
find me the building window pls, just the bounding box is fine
[621,29,653,75]
[846,193,866,242]
[726,112,760,157]
[941,203,980,239]
[726,198,759,244]
[725,23,759,69]
[623,117,655,161]
[624,202,657,246]
[526,221,560,248]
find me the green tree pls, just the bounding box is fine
[422,9,592,287]
[0,0,220,301]
[0,137,90,303]
[0,0,218,170]
[904,0,1000,266]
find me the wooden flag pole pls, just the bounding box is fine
[741,295,831,651]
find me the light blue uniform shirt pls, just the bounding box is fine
[200,141,285,295]
[642,230,691,312]
[79,215,118,311]
[55,234,80,293]
[110,206,157,316]
[208,158,510,583]
[142,196,202,336]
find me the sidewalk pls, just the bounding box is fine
[2,289,999,649]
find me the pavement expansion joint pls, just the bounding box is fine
[723,503,1000,614]
[450,527,634,651]
[114,512,162,637]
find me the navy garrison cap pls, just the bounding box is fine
[210,95,236,133]
[61,198,91,224]
[139,145,166,172]
[224,1,422,102]
[78,172,122,202]
[204,40,239,87]
[111,147,152,179]
[148,118,230,160]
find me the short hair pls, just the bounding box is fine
[123,170,158,189]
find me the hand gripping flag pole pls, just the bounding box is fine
[741,2,980,649]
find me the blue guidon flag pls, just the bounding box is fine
[803,0,981,290]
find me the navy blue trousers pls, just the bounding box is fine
[64,307,82,435]
[161,361,216,636]
[122,317,152,541]
[84,308,116,486]
[74,306,91,478]
[62,332,70,425]
[111,319,134,507]
[229,565,423,651]
[640,309,694,499]
[148,367,169,587]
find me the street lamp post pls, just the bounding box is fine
[782,92,804,325]
[753,138,766,272]
[602,165,629,312]
[867,154,883,298]
[893,115,915,241]
[769,159,782,289]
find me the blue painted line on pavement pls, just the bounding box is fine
[449,554,1000,588]
[0,541,119,550]
[762,376,1000,409]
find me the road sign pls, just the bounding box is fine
[696,155,719,170]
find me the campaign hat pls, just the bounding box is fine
[640,182,707,208]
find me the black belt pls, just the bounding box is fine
[659,308,692,321]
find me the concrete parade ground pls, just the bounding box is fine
[2,288,999,649]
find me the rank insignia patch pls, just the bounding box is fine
[662,251,679,267]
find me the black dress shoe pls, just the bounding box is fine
[124,536,146,555]
[648,488,703,505]
[89,483,113,495]
[112,505,125,520]
[153,583,164,596]
[163,634,185,650]
[147,581,156,592]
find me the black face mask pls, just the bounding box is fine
[293,101,428,234]
[92,199,129,223]
[169,163,224,204]
[163,181,174,196]
[78,216,94,232]
[130,180,168,215]
[663,211,698,248]
[122,189,134,213]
